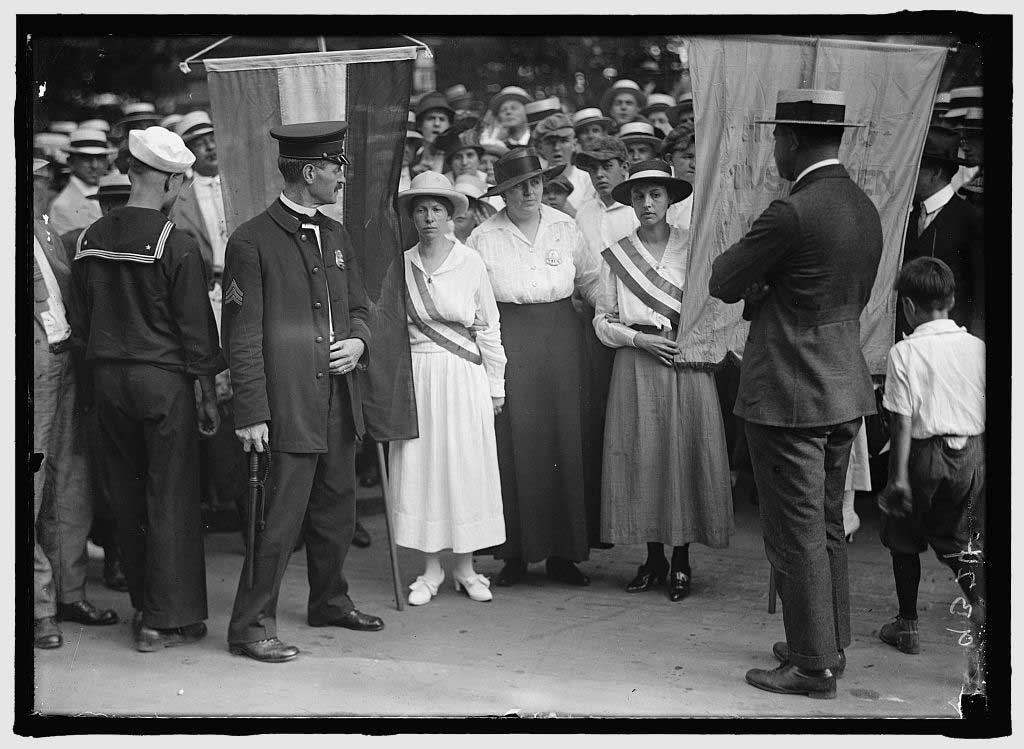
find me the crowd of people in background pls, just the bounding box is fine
[31,54,986,697]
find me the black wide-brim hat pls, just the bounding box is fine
[610,159,692,207]
[483,147,566,198]
[756,89,866,128]
[921,125,969,166]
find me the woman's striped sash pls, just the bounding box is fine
[405,261,483,365]
[601,237,683,328]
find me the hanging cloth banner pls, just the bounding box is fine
[205,46,420,440]
[680,35,946,374]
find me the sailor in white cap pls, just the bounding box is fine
[72,126,225,654]
[47,128,116,235]
[170,111,227,279]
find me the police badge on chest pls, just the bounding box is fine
[545,250,562,267]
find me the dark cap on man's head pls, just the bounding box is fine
[575,135,628,167]
[270,121,349,165]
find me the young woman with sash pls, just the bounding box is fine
[593,160,733,601]
[388,172,508,606]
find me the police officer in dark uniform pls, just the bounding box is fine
[222,121,380,664]
[71,126,225,652]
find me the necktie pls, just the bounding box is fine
[916,204,930,238]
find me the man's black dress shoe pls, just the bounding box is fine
[545,557,590,586]
[668,570,691,602]
[136,621,207,652]
[103,554,129,592]
[745,663,836,699]
[773,641,846,678]
[309,609,384,631]
[496,558,527,587]
[625,561,668,593]
[58,600,119,626]
[230,638,300,663]
[351,521,372,548]
[34,616,62,649]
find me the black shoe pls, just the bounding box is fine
[545,557,590,586]
[745,663,836,699]
[496,559,528,586]
[230,637,299,663]
[773,641,846,678]
[668,570,691,602]
[136,622,207,652]
[103,554,129,592]
[309,609,384,631]
[351,521,371,548]
[57,600,119,626]
[359,469,381,488]
[625,561,668,593]
[34,616,62,649]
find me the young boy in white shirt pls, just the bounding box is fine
[878,257,985,665]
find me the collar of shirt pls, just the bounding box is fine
[410,240,468,276]
[921,182,956,216]
[794,158,841,186]
[70,175,99,197]
[906,318,966,339]
[279,192,319,218]
[193,173,220,188]
[482,203,569,244]
[582,196,631,216]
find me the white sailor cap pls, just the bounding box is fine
[128,126,196,173]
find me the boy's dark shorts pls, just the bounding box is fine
[880,434,985,558]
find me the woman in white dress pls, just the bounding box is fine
[388,172,508,606]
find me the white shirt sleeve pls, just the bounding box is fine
[472,261,507,398]
[592,258,637,349]
[571,222,602,308]
[882,346,914,418]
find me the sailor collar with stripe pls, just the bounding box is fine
[476,203,574,246]
[408,239,471,278]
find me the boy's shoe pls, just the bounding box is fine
[879,616,920,654]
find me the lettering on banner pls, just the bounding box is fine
[942,532,985,698]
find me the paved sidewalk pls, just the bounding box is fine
[33,493,972,717]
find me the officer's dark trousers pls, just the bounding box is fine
[745,418,860,671]
[228,377,357,645]
[93,363,208,629]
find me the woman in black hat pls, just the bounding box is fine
[467,147,602,588]
[594,160,733,601]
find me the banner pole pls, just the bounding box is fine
[375,442,405,611]
[317,36,328,53]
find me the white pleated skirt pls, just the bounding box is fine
[389,347,506,554]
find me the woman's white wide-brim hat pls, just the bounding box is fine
[395,171,469,216]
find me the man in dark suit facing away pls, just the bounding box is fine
[709,89,883,699]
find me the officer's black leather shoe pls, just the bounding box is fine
[103,554,129,592]
[34,617,63,649]
[58,600,119,626]
[745,663,836,699]
[309,609,384,631]
[773,641,846,678]
[545,557,590,586]
[230,638,299,663]
[136,621,207,652]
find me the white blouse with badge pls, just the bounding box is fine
[593,226,690,349]
[467,203,601,307]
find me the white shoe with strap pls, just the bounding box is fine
[453,573,493,602]
[408,573,444,606]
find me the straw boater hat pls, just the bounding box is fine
[174,111,215,144]
[756,89,866,128]
[943,86,982,121]
[932,91,952,116]
[611,159,692,206]
[445,84,473,110]
[79,118,111,133]
[666,92,694,128]
[958,107,983,133]
[414,91,455,124]
[572,107,615,134]
[600,79,647,114]
[617,120,663,151]
[641,93,677,118]
[920,125,968,166]
[61,128,117,156]
[34,132,71,161]
[87,172,133,201]
[49,121,77,136]
[118,102,162,129]
[484,147,565,198]
[33,157,50,174]
[396,171,469,217]
[128,127,196,173]
[525,97,561,126]
[488,85,532,115]
[160,113,184,130]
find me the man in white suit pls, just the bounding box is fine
[47,129,114,235]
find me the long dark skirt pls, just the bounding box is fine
[488,298,590,563]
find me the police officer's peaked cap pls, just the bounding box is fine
[270,121,350,165]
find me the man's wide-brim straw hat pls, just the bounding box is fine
[395,171,470,217]
[756,89,866,128]
[611,159,692,207]
[483,147,565,198]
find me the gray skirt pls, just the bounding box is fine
[600,345,734,547]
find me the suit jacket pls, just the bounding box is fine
[709,163,882,428]
[48,180,102,236]
[32,219,74,344]
[221,199,371,452]
[170,184,216,274]
[899,193,984,339]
